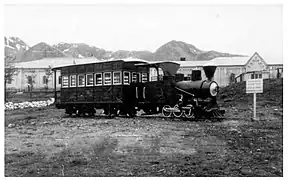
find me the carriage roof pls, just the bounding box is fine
[51,58,150,70]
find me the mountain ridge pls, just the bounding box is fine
[4,36,246,62]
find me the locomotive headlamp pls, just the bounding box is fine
[210,82,219,96]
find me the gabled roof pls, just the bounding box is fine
[244,52,267,67]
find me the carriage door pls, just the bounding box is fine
[132,72,144,102]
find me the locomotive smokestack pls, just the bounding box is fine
[203,64,217,81]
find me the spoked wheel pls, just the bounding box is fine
[183,105,195,119]
[162,105,172,118]
[173,105,183,118]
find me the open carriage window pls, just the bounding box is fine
[113,71,122,85]
[95,73,102,86]
[132,72,141,83]
[70,75,76,87]
[62,76,69,88]
[149,68,158,82]
[78,75,85,87]
[142,73,148,83]
[86,74,93,86]
[104,72,112,85]
[123,71,130,85]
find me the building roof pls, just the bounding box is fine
[176,54,282,68]
[211,56,250,66]
[173,60,210,67]
[13,52,282,69]
[173,57,250,68]
[14,57,100,69]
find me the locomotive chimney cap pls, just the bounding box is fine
[203,62,217,81]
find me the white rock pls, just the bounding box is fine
[8,124,15,128]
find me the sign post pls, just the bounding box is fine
[246,79,263,120]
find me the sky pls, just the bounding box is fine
[4,4,283,63]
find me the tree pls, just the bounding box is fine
[4,55,18,102]
[44,65,53,90]
[25,70,37,99]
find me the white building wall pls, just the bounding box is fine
[6,68,62,91]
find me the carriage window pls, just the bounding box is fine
[104,72,112,85]
[86,74,93,86]
[70,75,76,87]
[95,73,102,86]
[132,72,141,83]
[142,73,148,83]
[78,75,85,87]
[113,71,121,85]
[159,68,164,81]
[149,67,158,81]
[62,76,69,88]
[123,72,130,84]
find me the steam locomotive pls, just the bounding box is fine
[52,59,224,120]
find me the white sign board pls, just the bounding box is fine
[246,79,263,94]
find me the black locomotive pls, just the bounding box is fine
[52,59,224,119]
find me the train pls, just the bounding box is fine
[51,59,225,120]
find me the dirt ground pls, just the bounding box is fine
[4,78,283,177]
[5,103,283,177]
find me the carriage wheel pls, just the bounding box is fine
[162,105,172,118]
[173,105,183,118]
[88,108,96,117]
[65,106,73,116]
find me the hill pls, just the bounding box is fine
[4,36,245,62]
[154,40,244,61]
[219,78,283,107]
[4,37,30,62]
[53,40,244,61]
[20,42,68,62]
